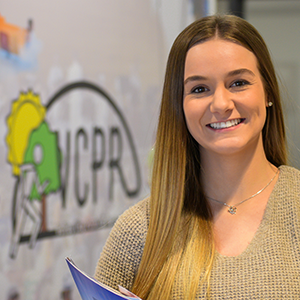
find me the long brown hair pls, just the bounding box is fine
[132,15,287,300]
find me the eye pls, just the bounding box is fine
[191,85,208,94]
[231,80,250,88]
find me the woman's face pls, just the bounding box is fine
[183,38,268,157]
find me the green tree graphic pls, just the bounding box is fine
[23,121,61,230]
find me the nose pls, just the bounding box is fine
[210,85,234,114]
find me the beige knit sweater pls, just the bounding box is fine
[95,165,300,299]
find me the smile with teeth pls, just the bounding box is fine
[208,118,245,129]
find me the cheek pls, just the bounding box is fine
[183,100,207,139]
[243,88,267,118]
[183,102,196,131]
[255,93,268,120]
[183,100,205,125]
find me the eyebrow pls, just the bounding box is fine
[184,75,207,86]
[184,68,256,85]
[227,68,255,77]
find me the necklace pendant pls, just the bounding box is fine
[228,206,237,215]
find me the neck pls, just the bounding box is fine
[201,139,277,206]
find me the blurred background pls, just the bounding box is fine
[0,1,299,299]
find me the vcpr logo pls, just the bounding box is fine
[6,81,141,259]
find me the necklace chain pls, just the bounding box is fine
[207,168,279,215]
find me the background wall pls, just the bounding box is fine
[0,1,195,299]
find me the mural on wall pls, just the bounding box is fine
[0,14,40,69]
[0,1,196,298]
[6,83,142,259]
[0,14,29,54]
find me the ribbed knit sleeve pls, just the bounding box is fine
[94,198,149,291]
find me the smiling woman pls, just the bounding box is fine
[94,15,300,299]
[183,39,267,158]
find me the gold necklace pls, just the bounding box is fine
[207,168,279,215]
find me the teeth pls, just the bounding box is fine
[209,119,242,129]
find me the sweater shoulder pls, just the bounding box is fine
[278,165,300,199]
[279,165,300,179]
[94,197,149,290]
[116,197,150,230]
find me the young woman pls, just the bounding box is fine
[95,15,300,299]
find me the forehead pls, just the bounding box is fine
[184,39,259,76]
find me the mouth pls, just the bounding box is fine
[207,118,245,130]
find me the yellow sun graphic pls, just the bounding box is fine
[6,90,46,176]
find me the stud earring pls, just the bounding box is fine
[268,101,273,107]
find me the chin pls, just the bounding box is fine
[210,141,260,156]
